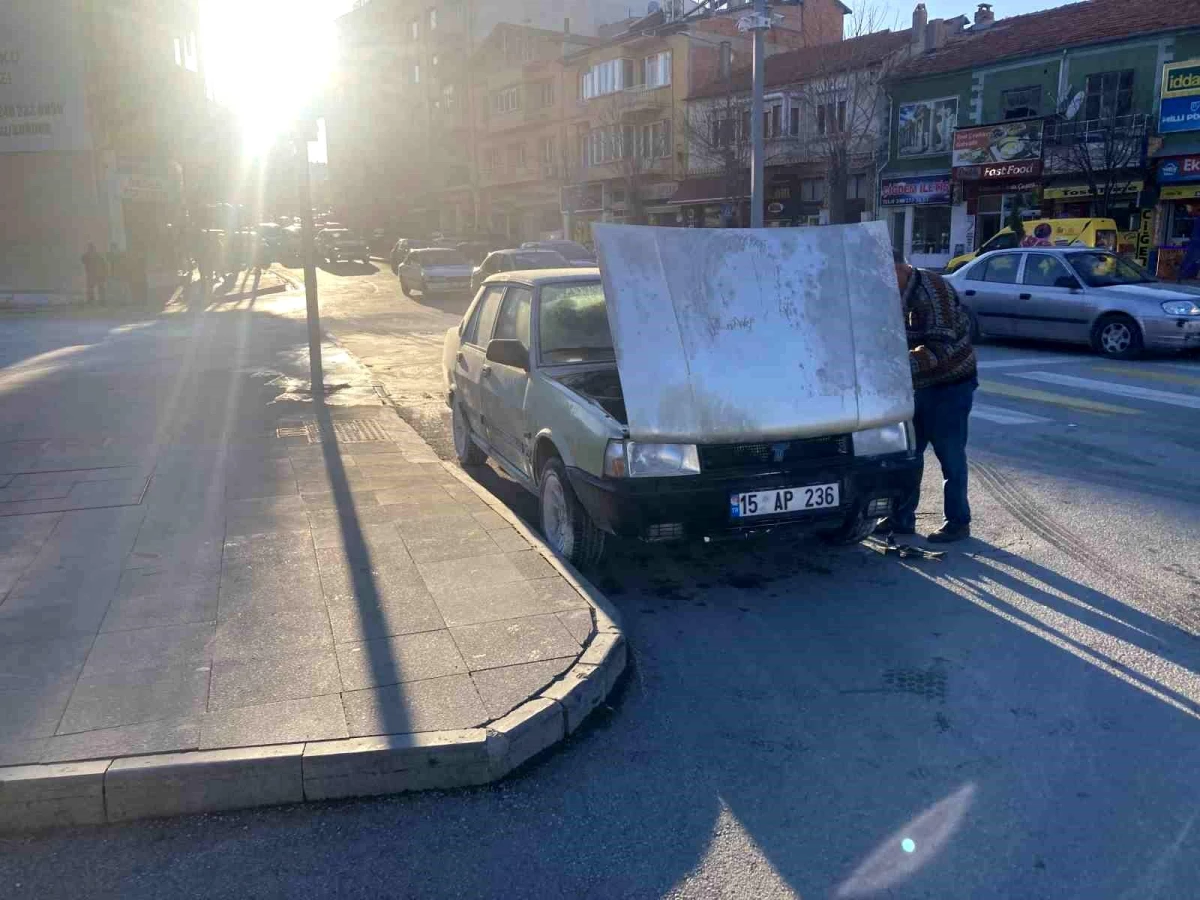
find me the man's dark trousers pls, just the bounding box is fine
[894,377,977,531]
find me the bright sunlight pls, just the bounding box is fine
[199,0,336,156]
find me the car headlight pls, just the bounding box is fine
[1162,299,1200,316]
[853,423,910,457]
[603,440,700,477]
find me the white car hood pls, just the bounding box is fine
[1101,282,1200,302]
[592,222,913,443]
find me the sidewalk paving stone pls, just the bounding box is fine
[58,665,211,734]
[213,605,333,660]
[450,614,582,672]
[417,553,536,598]
[557,609,596,645]
[0,635,93,692]
[81,623,215,677]
[433,577,591,628]
[208,648,342,711]
[41,717,200,764]
[342,673,488,737]
[100,569,219,632]
[199,694,348,749]
[470,657,576,720]
[335,629,466,691]
[0,683,75,743]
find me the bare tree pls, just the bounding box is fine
[682,88,754,226]
[593,90,652,225]
[1044,89,1146,218]
[789,4,905,225]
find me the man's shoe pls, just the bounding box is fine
[874,519,915,536]
[926,522,971,543]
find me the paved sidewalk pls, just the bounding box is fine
[0,297,622,826]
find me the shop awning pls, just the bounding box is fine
[667,175,749,205]
[1043,181,1143,200]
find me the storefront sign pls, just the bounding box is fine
[880,175,951,206]
[951,120,1044,168]
[1162,59,1200,98]
[561,183,603,213]
[977,160,1042,180]
[1156,155,1200,183]
[118,174,169,203]
[1159,96,1200,134]
[0,0,86,152]
[1160,184,1200,200]
[1043,181,1143,200]
[897,97,958,157]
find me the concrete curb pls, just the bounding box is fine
[0,455,626,834]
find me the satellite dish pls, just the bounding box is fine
[1065,90,1085,120]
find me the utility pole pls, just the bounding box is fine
[296,131,324,392]
[742,0,771,228]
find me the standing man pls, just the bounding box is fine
[878,249,978,543]
[81,243,107,305]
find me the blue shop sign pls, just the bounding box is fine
[1160,95,1200,133]
[1157,154,1200,182]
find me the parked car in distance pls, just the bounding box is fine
[945,217,1119,273]
[398,248,473,297]
[280,224,303,261]
[471,249,569,294]
[369,229,396,258]
[390,238,428,273]
[520,240,596,267]
[316,228,370,265]
[256,223,285,261]
[945,247,1200,358]
[441,262,919,567]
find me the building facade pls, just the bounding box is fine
[0,0,207,301]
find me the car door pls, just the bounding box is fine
[1017,252,1093,343]
[961,252,1025,337]
[454,284,506,438]
[480,286,534,477]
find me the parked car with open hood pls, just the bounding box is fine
[399,247,473,297]
[945,246,1200,358]
[442,224,920,567]
[471,248,569,294]
[316,228,370,264]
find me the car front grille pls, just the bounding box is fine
[699,434,851,474]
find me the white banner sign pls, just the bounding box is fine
[0,1,86,153]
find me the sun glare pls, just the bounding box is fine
[200,0,335,156]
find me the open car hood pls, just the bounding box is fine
[592,222,913,443]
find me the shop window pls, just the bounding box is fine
[911,205,951,255]
[1022,254,1071,287]
[789,107,800,137]
[847,174,867,200]
[1168,203,1200,245]
[1001,86,1041,120]
[978,252,1022,283]
[800,179,825,202]
[1084,70,1133,121]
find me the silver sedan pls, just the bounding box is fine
[944,247,1200,358]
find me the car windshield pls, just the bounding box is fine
[539,281,615,364]
[1068,252,1154,287]
[416,249,467,266]
[545,241,593,259]
[512,251,568,268]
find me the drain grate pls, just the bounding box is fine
[276,426,309,439]
[882,668,947,702]
[307,419,393,444]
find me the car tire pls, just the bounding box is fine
[818,508,879,546]
[399,277,409,294]
[965,307,982,344]
[451,401,487,466]
[1091,313,1143,359]
[539,457,605,568]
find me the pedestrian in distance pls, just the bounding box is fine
[81,242,107,305]
[877,249,978,543]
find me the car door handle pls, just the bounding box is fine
[1019,293,1031,300]
[481,365,492,377]
[964,289,976,296]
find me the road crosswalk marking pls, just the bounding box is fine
[1014,371,1200,410]
[978,380,1139,415]
[970,404,1052,425]
[1090,365,1200,389]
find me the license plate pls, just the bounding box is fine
[730,483,840,519]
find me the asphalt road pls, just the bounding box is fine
[4,261,1200,899]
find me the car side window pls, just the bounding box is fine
[985,232,1020,252]
[1021,255,1071,287]
[464,286,505,347]
[980,253,1022,284]
[493,287,532,352]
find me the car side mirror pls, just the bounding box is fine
[486,339,529,371]
[1054,275,1082,290]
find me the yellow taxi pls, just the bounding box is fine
[945,218,1119,273]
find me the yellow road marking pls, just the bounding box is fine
[1091,364,1200,389]
[978,381,1140,415]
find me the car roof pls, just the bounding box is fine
[483,267,601,287]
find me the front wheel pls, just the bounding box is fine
[818,508,879,546]
[452,401,487,466]
[1092,314,1143,359]
[539,457,605,568]
[966,307,982,344]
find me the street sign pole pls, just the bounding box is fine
[743,0,771,228]
[296,135,323,393]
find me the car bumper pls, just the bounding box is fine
[565,455,921,541]
[1141,316,1200,350]
[425,280,472,293]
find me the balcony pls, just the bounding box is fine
[1042,113,1149,175]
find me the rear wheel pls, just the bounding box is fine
[1092,313,1143,359]
[965,307,982,344]
[539,457,605,568]
[818,508,879,546]
[451,401,487,466]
